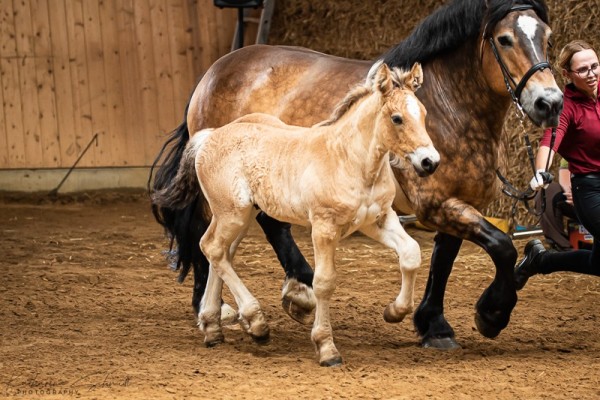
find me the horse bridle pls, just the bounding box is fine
[487,4,556,219]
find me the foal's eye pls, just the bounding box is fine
[497,35,513,47]
[391,115,403,125]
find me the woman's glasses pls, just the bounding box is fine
[571,63,600,78]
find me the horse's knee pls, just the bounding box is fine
[398,238,422,272]
[312,273,336,299]
[486,232,517,266]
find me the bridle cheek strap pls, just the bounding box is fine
[487,37,551,112]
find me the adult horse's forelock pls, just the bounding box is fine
[483,0,549,38]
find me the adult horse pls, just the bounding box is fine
[150,0,563,349]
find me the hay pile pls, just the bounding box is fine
[269,0,600,226]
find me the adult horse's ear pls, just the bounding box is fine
[375,63,393,97]
[406,63,423,92]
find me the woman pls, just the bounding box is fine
[515,40,600,290]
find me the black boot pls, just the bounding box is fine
[514,239,546,290]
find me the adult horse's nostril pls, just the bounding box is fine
[421,158,438,174]
[535,98,551,113]
[551,95,564,115]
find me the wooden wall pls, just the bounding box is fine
[0,0,237,169]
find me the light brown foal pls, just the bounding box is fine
[187,63,439,366]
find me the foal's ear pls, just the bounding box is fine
[405,63,423,92]
[375,63,394,97]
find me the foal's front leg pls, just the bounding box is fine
[359,209,421,323]
[310,221,342,367]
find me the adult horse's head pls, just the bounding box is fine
[480,0,562,127]
[368,62,440,177]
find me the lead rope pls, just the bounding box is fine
[496,126,556,230]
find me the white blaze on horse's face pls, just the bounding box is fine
[517,15,542,61]
[388,90,439,177]
[485,9,563,128]
[405,95,421,120]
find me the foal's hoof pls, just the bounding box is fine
[383,303,410,323]
[204,334,225,348]
[320,356,343,367]
[282,298,314,325]
[474,312,502,339]
[281,278,316,325]
[250,331,271,345]
[422,337,461,350]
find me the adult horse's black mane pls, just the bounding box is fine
[382,0,549,69]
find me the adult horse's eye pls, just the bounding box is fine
[391,115,403,125]
[497,35,513,47]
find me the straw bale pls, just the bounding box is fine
[269,0,600,227]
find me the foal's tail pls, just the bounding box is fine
[149,104,210,283]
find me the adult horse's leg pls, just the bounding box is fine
[414,207,518,349]
[413,232,462,349]
[255,212,316,324]
[471,219,518,339]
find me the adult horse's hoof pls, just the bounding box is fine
[422,337,461,350]
[320,356,343,367]
[474,312,502,339]
[281,278,316,325]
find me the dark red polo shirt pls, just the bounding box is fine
[541,81,600,175]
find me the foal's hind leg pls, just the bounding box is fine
[359,209,421,323]
[256,212,316,325]
[199,264,226,346]
[200,212,270,343]
[198,221,252,346]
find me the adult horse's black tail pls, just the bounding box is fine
[149,104,211,311]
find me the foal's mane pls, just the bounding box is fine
[382,0,549,69]
[316,65,411,127]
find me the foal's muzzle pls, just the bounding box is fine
[409,146,440,177]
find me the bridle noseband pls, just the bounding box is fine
[484,4,551,116]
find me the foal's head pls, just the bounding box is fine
[369,62,440,177]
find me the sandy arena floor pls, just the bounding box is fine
[1,191,599,399]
